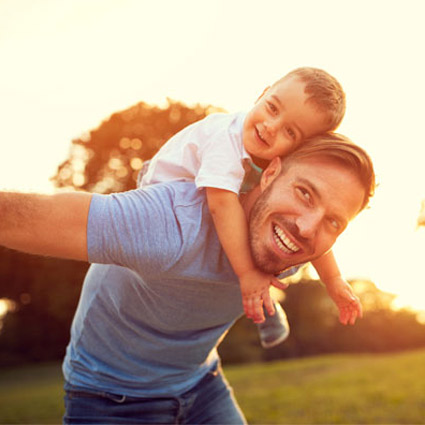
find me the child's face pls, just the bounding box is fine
[243,77,329,166]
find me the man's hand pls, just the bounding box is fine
[325,276,363,325]
[239,269,288,323]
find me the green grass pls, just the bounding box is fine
[1,349,425,424]
[0,362,64,424]
[227,349,425,424]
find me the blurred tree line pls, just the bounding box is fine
[1,100,425,366]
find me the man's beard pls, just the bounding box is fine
[248,185,306,275]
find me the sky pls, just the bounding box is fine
[1,0,425,312]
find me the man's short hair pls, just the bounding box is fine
[274,67,346,131]
[281,132,376,212]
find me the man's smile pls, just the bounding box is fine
[272,223,301,254]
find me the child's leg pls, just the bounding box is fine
[256,301,290,348]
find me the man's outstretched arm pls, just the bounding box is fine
[0,191,92,261]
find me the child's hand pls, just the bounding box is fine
[325,277,363,325]
[239,269,288,323]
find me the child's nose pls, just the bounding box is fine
[264,120,278,136]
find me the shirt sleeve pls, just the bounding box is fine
[276,264,305,280]
[194,120,247,194]
[87,186,181,276]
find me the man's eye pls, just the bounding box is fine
[329,218,340,231]
[297,187,311,203]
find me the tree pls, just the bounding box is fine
[52,99,224,193]
[0,248,88,365]
[220,278,425,365]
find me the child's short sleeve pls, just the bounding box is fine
[194,114,248,194]
[140,112,250,194]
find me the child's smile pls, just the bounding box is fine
[243,76,329,163]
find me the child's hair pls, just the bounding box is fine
[273,67,346,131]
[281,132,375,212]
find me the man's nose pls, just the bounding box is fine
[296,212,322,239]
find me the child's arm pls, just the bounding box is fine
[206,187,287,323]
[311,250,363,325]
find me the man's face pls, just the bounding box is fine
[242,77,329,167]
[248,157,365,274]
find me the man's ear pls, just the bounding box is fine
[260,157,282,191]
[256,86,270,103]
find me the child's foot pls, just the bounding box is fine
[257,302,290,349]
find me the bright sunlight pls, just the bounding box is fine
[1,0,425,312]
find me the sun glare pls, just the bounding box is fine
[0,298,16,320]
[1,0,425,313]
[0,299,8,318]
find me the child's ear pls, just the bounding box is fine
[256,86,270,103]
[260,157,281,191]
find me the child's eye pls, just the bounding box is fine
[267,101,278,114]
[286,127,296,141]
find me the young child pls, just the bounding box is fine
[139,67,362,348]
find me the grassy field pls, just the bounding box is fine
[0,349,424,424]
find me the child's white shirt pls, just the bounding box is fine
[140,110,305,280]
[140,111,251,194]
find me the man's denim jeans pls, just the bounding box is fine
[63,365,247,424]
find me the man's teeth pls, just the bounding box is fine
[273,225,300,254]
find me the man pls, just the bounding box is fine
[0,133,375,424]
